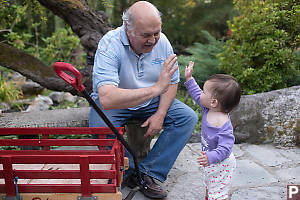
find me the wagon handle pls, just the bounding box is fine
[53,62,144,200]
[53,62,85,92]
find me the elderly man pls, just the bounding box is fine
[89,1,198,199]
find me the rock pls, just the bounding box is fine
[0,102,10,112]
[21,81,44,96]
[63,92,77,103]
[25,95,53,112]
[6,72,43,96]
[49,92,65,104]
[231,85,300,147]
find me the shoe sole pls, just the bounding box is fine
[141,188,167,199]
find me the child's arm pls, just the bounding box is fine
[205,128,235,165]
[184,61,203,107]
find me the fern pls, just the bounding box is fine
[178,31,224,89]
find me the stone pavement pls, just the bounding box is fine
[122,142,300,200]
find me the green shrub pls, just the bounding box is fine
[178,31,224,89]
[0,74,23,103]
[176,89,202,134]
[218,0,300,94]
[40,27,86,66]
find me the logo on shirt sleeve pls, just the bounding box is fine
[151,58,164,65]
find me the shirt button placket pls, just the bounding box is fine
[137,57,144,77]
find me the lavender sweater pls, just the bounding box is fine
[184,78,234,164]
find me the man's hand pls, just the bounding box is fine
[155,54,178,94]
[141,112,165,137]
[197,151,209,167]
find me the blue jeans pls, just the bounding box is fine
[89,96,198,182]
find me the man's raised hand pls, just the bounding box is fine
[155,54,178,94]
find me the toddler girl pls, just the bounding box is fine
[184,61,241,200]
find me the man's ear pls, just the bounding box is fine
[124,24,132,37]
[210,98,218,108]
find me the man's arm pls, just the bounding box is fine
[142,84,177,137]
[98,84,161,110]
[157,83,177,118]
[143,84,177,137]
[98,54,178,110]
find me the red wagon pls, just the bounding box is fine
[0,127,128,200]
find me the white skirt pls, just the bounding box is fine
[203,153,236,200]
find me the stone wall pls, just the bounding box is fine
[0,107,90,128]
[1,85,299,147]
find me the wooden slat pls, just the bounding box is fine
[0,155,115,164]
[0,184,116,193]
[0,127,124,135]
[0,139,114,146]
[0,170,116,179]
[0,192,122,200]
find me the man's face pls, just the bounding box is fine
[126,18,161,55]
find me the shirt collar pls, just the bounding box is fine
[120,24,130,46]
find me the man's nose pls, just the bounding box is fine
[147,35,156,44]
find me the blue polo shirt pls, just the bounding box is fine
[91,25,179,110]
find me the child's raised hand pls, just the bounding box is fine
[185,61,194,81]
[197,151,209,167]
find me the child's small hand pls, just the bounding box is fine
[197,151,209,167]
[185,61,194,81]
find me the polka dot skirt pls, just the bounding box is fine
[204,153,236,200]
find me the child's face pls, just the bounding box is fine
[201,81,215,108]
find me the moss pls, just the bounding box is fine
[63,0,85,10]
[295,119,300,145]
[266,126,274,134]
[295,119,300,132]
[277,130,284,136]
[284,121,295,129]
[266,126,275,140]
[259,136,266,143]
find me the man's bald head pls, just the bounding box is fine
[122,1,161,35]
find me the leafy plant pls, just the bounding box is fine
[176,89,202,134]
[40,27,86,66]
[218,0,300,94]
[1,1,85,68]
[178,31,224,89]
[0,73,23,104]
[155,0,235,48]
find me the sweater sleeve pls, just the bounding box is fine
[205,126,235,164]
[184,78,202,106]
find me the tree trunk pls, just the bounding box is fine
[0,0,112,94]
[37,0,112,57]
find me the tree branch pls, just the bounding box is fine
[0,43,92,95]
[37,0,112,57]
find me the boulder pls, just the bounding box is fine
[231,86,300,147]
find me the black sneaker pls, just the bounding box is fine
[125,172,167,199]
